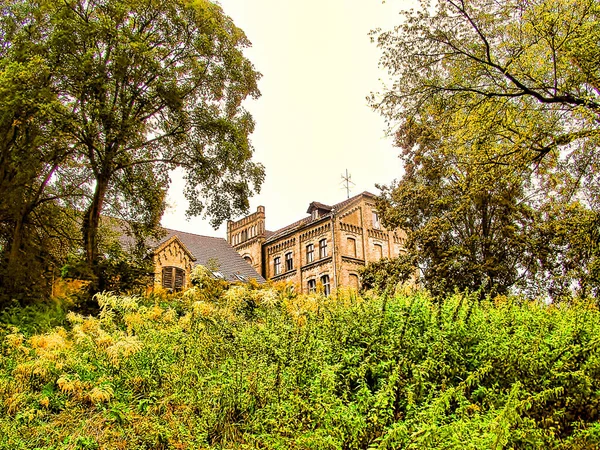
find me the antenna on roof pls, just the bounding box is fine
[340,169,355,199]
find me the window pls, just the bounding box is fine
[374,243,383,259]
[307,278,316,293]
[306,243,314,263]
[162,266,185,291]
[274,256,281,275]
[285,252,294,271]
[347,237,357,258]
[349,273,360,290]
[372,211,380,229]
[319,239,328,258]
[243,255,253,265]
[321,274,331,296]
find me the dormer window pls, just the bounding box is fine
[307,201,332,221]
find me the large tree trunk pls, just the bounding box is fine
[83,173,110,278]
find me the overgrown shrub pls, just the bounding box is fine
[1,285,600,449]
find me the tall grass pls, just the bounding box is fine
[1,283,600,449]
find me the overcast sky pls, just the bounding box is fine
[161,0,418,236]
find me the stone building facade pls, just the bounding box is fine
[227,192,406,293]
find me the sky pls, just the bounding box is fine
[161,0,419,237]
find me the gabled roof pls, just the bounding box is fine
[153,235,197,262]
[159,228,265,283]
[266,191,377,244]
[331,191,376,211]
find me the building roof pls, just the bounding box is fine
[265,191,377,244]
[159,228,265,283]
[107,216,264,283]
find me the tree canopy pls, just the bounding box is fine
[370,0,600,297]
[372,0,600,164]
[0,0,264,304]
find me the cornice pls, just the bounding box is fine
[300,256,333,273]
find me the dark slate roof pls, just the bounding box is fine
[266,191,377,244]
[160,228,265,283]
[265,216,314,243]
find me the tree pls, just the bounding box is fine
[359,255,416,294]
[370,0,600,297]
[376,108,543,297]
[0,3,85,304]
[0,0,264,294]
[48,0,264,270]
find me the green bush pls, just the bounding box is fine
[1,286,600,449]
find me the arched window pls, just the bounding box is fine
[285,252,294,271]
[306,243,314,263]
[162,266,185,291]
[347,237,357,258]
[319,239,328,258]
[349,273,360,290]
[307,278,317,293]
[274,256,281,275]
[372,211,381,229]
[374,243,383,259]
[243,255,253,265]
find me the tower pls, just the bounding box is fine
[227,206,266,275]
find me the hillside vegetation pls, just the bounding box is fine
[2,281,600,449]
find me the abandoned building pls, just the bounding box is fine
[227,192,406,293]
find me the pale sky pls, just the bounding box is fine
[161,0,418,236]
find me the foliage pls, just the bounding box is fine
[2,285,600,449]
[40,0,265,270]
[0,24,82,306]
[359,255,416,294]
[370,0,600,297]
[371,0,600,165]
[0,298,70,338]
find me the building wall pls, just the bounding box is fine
[265,218,335,290]
[153,238,195,289]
